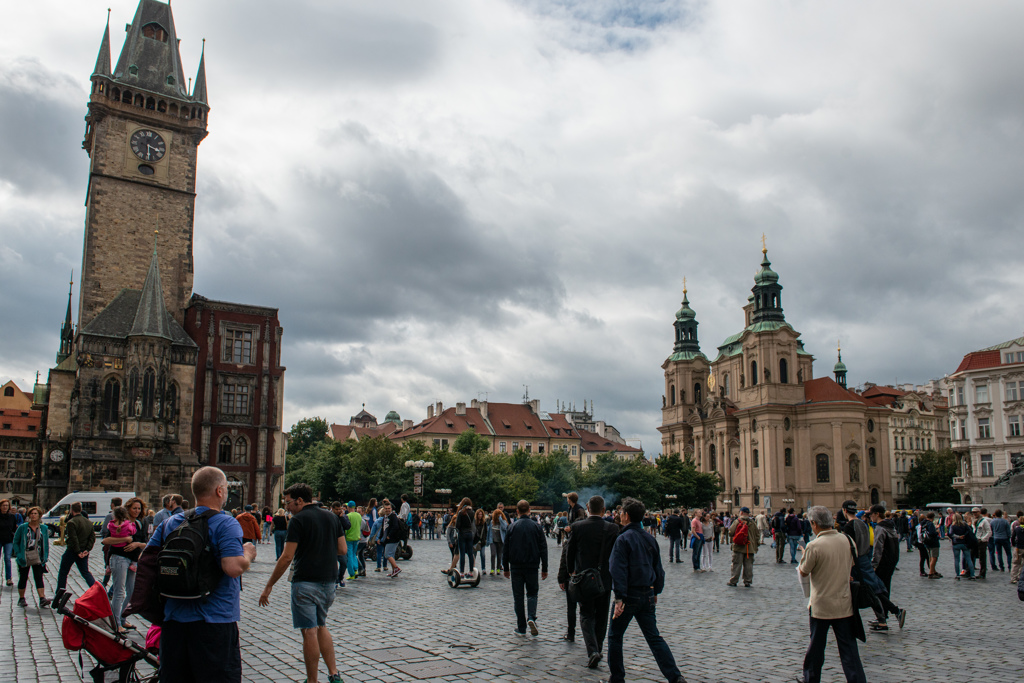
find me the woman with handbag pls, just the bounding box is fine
[12,506,50,608]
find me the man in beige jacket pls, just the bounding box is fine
[796,506,866,683]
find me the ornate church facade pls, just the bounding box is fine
[658,247,893,513]
[36,0,285,509]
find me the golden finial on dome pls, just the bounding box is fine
[761,232,767,254]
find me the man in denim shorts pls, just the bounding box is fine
[260,483,346,683]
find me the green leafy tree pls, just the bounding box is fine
[528,449,579,507]
[452,429,492,456]
[287,417,329,455]
[655,454,723,509]
[904,449,959,507]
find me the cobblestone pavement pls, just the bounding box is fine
[2,534,1022,683]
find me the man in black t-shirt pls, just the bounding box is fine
[260,483,345,683]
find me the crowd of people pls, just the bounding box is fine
[3,477,1024,683]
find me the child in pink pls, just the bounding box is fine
[106,506,137,547]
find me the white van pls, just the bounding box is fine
[42,491,137,537]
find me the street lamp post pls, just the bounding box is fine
[664,494,677,512]
[405,459,434,503]
[435,488,452,509]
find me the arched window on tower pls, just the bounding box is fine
[870,488,880,505]
[753,487,760,505]
[785,447,792,467]
[694,383,702,406]
[127,368,139,416]
[779,358,788,384]
[3,387,14,397]
[141,23,168,42]
[102,378,120,428]
[670,385,675,406]
[218,436,233,464]
[868,447,876,467]
[709,444,717,472]
[234,437,249,465]
[723,373,730,396]
[141,368,156,418]
[751,360,758,386]
[816,454,830,483]
[753,449,759,468]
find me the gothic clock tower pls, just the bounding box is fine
[80,0,208,328]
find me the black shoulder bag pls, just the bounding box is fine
[568,523,611,602]
[845,535,867,643]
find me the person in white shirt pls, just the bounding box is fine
[972,507,991,579]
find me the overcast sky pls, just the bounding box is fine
[3,0,1023,454]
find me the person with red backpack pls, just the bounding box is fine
[726,507,761,587]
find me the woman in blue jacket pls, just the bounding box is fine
[12,506,50,608]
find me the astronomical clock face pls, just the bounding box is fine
[129,129,166,162]
[49,449,66,463]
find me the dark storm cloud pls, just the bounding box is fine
[0,58,89,193]
[193,129,566,346]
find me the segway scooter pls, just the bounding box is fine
[446,567,482,588]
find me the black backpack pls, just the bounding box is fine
[156,509,222,600]
[395,516,410,542]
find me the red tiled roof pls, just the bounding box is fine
[862,386,907,399]
[390,407,494,439]
[541,412,576,438]
[0,408,42,438]
[484,403,548,438]
[954,350,1002,374]
[578,429,642,454]
[804,377,869,404]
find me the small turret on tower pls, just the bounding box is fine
[57,273,75,364]
[834,340,848,388]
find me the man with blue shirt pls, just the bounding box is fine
[146,466,256,683]
[607,497,685,683]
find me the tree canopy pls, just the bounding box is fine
[284,426,722,510]
[903,449,959,507]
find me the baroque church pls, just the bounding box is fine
[35,0,286,510]
[658,245,893,512]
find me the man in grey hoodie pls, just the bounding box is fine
[867,505,906,631]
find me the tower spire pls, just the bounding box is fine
[129,229,172,340]
[192,38,208,104]
[113,0,189,98]
[750,239,785,324]
[93,8,112,77]
[670,279,702,359]
[57,271,75,364]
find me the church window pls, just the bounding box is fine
[3,387,13,397]
[169,103,178,117]
[111,87,120,101]
[752,418,757,431]
[784,417,791,431]
[129,65,139,76]
[218,436,232,464]
[694,383,702,405]
[224,328,254,364]
[870,488,879,505]
[785,448,792,467]
[708,444,716,471]
[751,361,758,386]
[234,437,249,465]
[868,447,876,467]
[141,23,168,42]
[102,378,120,427]
[141,368,156,418]
[670,385,675,406]
[734,456,740,469]
[133,93,144,106]
[723,374,730,396]
[127,368,139,416]
[753,488,760,505]
[816,454,830,483]
[779,358,788,384]
[221,382,250,417]
[848,454,860,483]
[166,76,175,86]
[753,449,759,468]
[121,90,132,104]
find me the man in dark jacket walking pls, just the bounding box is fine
[664,510,683,563]
[56,502,97,594]
[607,497,685,683]
[502,500,548,636]
[867,505,907,631]
[565,495,619,668]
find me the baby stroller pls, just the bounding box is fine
[56,582,160,682]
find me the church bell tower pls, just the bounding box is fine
[79,0,209,327]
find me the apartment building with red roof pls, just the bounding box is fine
[0,380,42,504]
[945,334,1024,503]
[329,407,401,442]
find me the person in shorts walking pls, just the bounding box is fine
[260,483,345,683]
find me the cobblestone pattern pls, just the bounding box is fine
[1,535,1021,682]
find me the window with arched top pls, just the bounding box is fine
[868,447,876,467]
[708,444,717,472]
[753,449,759,468]
[753,487,760,505]
[234,437,249,465]
[141,23,169,42]
[102,378,120,427]
[723,374,730,396]
[166,383,178,422]
[670,385,676,406]
[218,436,232,464]
[751,361,758,386]
[816,454,830,483]
[779,358,788,384]
[870,488,880,505]
[785,447,792,467]
[142,368,156,418]
[3,387,13,397]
